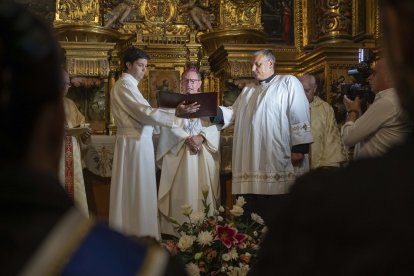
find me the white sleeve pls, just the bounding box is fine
[114,82,179,127]
[287,76,313,146]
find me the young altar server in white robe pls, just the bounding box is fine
[109,47,199,239]
[59,69,91,217]
[157,66,221,236]
[216,49,313,224]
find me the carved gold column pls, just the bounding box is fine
[312,0,353,43]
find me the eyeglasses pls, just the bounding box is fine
[182,78,200,84]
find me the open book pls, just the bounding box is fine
[157,91,218,118]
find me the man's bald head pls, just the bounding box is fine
[298,74,317,103]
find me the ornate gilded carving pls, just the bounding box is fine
[62,42,116,78]
[225,60,253,79]
[218,0,261,30]
[199,29,266,56]
[50,0,381,135]
[55,0,100,25]
[67,58,110,77]
[140,0,175,23]
[314,0,352,42]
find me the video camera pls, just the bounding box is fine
[332,48,376,103]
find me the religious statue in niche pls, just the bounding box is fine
[104,0,137,28]
[180,0,214,32]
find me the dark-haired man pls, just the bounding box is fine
[109,47,199,239]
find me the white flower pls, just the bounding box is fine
[218,206,225,212]
[230,205,244,217]
[251,213,264,225]
[217,216,224,222]
[190,211,205,224]
[177,235,196,251]
[229,248,238,260]
[253,231,258,237]
[261,226,268,234]
[201,184,209,197]
[222,253,231,261]
[185,262,200,276]
[235,196,246,207]
[181,204,193,216]
[197,231,213,246]
[252,244,259,250]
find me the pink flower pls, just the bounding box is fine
[215,224,247,248]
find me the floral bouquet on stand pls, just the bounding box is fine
[162,186,267,276]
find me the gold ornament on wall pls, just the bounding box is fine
[55,0,100,25]
[314,0,352,42]
[219,0,261,30]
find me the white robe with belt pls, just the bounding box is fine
[109,73,179,239]
[157,117,221,236]
[220,75,313,195]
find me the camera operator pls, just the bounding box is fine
[341,58,412,159]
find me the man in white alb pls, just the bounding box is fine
[157,65,221,236]
[341,58,412,159]
[109,47,198,239]
[217,49,313,223]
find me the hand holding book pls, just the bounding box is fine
[175,101,200,117]
[157,91,218,118]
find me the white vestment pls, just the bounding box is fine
[220,75,313,195]
[59,97,89,217]
[109,73,179,239]
[157,117,221,236]
[309,96,347,168]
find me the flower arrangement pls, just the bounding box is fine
[162,186,267,276]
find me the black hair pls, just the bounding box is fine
[122,47,150,71]
[0,1,62,162]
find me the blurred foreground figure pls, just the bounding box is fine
[250,0,414,275]
[0,2,185,275]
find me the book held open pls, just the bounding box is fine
[157,91,218,118]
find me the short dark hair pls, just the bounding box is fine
[122,47,150,71]
[0,2,62,162]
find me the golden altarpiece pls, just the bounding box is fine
[51,0,381,217]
